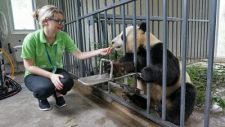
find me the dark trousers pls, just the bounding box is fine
[24,68,74,100]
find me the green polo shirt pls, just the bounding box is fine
[21,29,78,77]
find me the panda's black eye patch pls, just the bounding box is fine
[121,33,124,41]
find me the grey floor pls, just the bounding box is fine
[1,73,225,127]
[0,73,145,127]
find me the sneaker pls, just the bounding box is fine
[53,92,66,108]
[38,99,52,111]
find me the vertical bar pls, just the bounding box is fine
[96,0,102,47]
[112,0,116,38]
[179,0,182,60]
[180,0,189,126]
[126,2,129,16]
[145,0,151,114]
[196,0,200,59]
[204,0,208,59]
[157,0,160,39]
[191,0,195,62]
[71,1,77,75]
[62,0,69,71]
[91,0,97,73]
[118,0,122,38]
[152,0,154,32]
[80,0,88,75]
[104,0,108,47]
[132,0,137,71]
[188,0,192,62]
[202,0,205,59]
[171,0,174,54]
[162,0,168,121]
[122,1,126,54]
[204,0,217,126]
[199,0,203,60]
[152,0,154,16]
[139,0,142,15]
[203,0,207,59]
[75,0,85,77]
[194,0,198,61]
[72,1,76,74]
[175,0,179,58]
[205,1,209,59]
[85,0,88,14]
[86,0,92,74]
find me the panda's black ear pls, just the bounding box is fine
[139,22,146,32]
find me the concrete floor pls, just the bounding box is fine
[0,73,147,127]
[1,73,225,127]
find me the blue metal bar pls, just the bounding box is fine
[204,0,217,126]
[180,0,189,126]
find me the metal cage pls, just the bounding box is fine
[48,0,218,127]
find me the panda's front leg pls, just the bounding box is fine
[141,65,162,85]
[108,61,135,77]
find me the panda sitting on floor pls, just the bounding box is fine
[110,22,196,125]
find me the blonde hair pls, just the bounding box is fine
[33,5,63,27]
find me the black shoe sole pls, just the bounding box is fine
[55,103,67,108]
[39,105,53,111]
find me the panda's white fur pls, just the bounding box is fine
[112,26,161,52]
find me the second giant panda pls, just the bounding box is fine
[110,22,196,125]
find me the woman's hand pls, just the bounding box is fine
[100,47,113,56]
[49,73,64,90]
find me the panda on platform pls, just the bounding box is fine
[111,22,196,125]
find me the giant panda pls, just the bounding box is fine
[110,22,196,125]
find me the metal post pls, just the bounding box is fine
[162,0,168,121]
[75,0,85,77]
[180,0,189,126]
[145,0,151,114]
[132,0,137,72]
[204,0,217,126]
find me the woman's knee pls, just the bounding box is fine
[58,69,74,88]
[59,76,74,93]
[58,73,74,94]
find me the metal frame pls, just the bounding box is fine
[48,0,218,127]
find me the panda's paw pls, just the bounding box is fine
[103,61,113,73]
[112,61,126,77]
[141,66,153,82]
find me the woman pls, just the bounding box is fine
[21,5,112,111]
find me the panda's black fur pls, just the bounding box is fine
[111,22,196,125]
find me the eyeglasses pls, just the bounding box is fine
[47,18,66,25]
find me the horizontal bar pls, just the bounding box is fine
[93,14,209,22]
[66,0,135,25]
